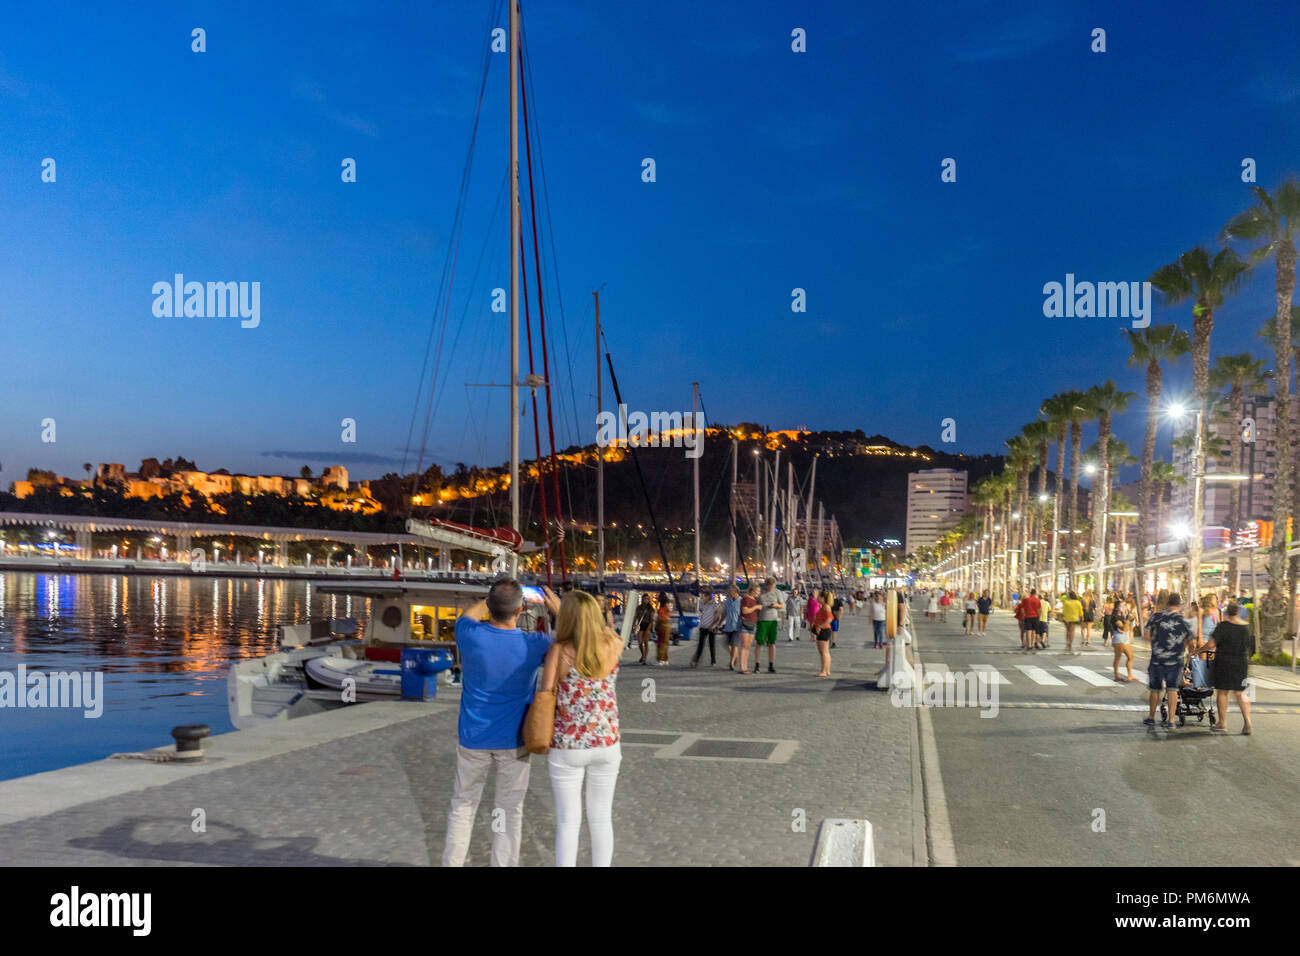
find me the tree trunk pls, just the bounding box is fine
[1036,440,1049,584]
[1228,384,1243,588]
[1095,413,1111,595]
[1263,238,1296,657]
[1052,427,1065,593]
[1068,420,1082,587]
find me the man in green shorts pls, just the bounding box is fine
[756,577,784,674]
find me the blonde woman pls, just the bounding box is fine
[538,590,623,867]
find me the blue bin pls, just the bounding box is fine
[678,614,698,642]
[401,648,453,700]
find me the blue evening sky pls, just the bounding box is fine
[2,0,1299,485]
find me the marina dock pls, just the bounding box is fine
[0,615,923,867]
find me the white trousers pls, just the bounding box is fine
[547,743,622,867]
[442,744,532,867]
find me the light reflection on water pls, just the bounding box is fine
[0,572,370,781]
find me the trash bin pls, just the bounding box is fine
[401,648,453,700]
[678,614,698,642]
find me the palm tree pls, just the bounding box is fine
[1039,393,1077,592]
[1210,354,1271,589]
[1082,383,1135,591]
[1125,324,1191,598]
[970,479,997,595]
[1258,306,1300,632]
[1222,181,1300,654]
[1150,246,1249,601]
[1022,420,1051,585]
[1005,435,1036,593]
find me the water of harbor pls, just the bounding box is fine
[0,572,370,781]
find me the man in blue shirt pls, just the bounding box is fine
[1144,592,1193,729]
[442,579,556,866]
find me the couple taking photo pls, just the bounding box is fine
[442,579,623,867]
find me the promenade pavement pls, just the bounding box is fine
[912,604,1300,866]
[0,607,930,866]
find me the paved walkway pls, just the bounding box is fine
[0,610,928,866]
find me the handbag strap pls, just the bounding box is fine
[547,643,572,693]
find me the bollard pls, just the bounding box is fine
[170,724,211,760]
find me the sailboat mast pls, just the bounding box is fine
[692,382,701,588]
[768,449,779,573]
[595,290,605,588]
[507,0,521,575]
[805,453,818,580]
[729,437,737,582]
[786,461,795,587]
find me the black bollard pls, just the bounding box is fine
[170,724,211,760]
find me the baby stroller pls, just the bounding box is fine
[1159,649,1217,728]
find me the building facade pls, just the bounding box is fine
[1171,392,1288,536]
[905,468,968,555]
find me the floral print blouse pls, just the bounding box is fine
[551,663,620,749]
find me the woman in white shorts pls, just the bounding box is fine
[1110,594,1137,682]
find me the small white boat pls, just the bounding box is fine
[226,580,496,729]
[303,655,403,696]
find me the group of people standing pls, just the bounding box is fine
[687,579,851,677]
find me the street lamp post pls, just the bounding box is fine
[1169,403,1205,599]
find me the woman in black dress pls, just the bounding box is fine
[1203,604,1254,735]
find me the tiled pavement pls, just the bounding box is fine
[0,611,927,866]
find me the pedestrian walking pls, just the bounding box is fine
[756,577,784,673]
[654,591,672,666]
[1144,593,1194,729]
[691,589,720,667]
[1081,591,1096,645]
[963,591,977,634]
[805,589,821,635]
[1110,594,1137,681]
[1016,589,1041,651]
[443,579,555,867]
[926,591,938,620]
[938,590,951,623]
[813,588,834,676]
[830,592,844,648]
[539,589,623,866]
[976,590,992,633]
[737,585,760,674]
[1203,603,1253,735]
[871,590,887,648]
[1060,590,1083,652]
[634,594,655,664]
[785,588,802,641]
[722,584,742,670]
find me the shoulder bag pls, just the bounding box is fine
[523,645,568,755]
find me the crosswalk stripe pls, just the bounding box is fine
[1248,676,1299,691]
[1059,665,1114,687]
[1013,664,1066,686]
[969,664,1010,684]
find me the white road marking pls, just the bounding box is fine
[1059,665,1114,687]
[1098,668,1146,686]
[1013,664,1066,685]
[1248,676,1299,691]
[969,664,1010,684]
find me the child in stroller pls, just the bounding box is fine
[1159,644,1217,728]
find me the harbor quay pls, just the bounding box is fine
[0,613,928,867]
